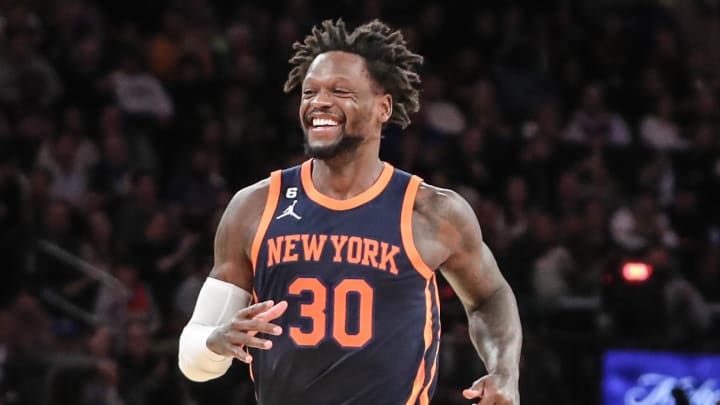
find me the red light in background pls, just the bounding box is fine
[622,262,653,283]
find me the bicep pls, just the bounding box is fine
[209,187,265,292]
[438,194,509,312]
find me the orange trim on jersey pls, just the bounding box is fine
[405,280,434,405]
[419,275,442,403]
[250,170,282,272]
[300,159,394,211]
[401,175,434,280]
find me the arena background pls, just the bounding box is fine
[0,0,719,404]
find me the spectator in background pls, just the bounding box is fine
[689,86,719,124]
[0,148,29,303]
[4,291,55,405]
[468,79,513,141]
[564,83,632,147]
[79,325,124,405]
[449,127,493,192]
[0,1,716,404]
[532,236,577,309]
[629,67,668,125]
[610,191,679,252]
[648,27,688,99]
[172,253,210,335]
[520,102,578,208]
[639,93,686,151]
[501,176,532,242]
[117,320,182,405]
[112,48,173,121]
[133,211,197,321]
[698,245,720,301]
[37,116,99,171]
[0,309,14,402]
[13,109,58,169]
[36,200,94,308]
[552,170,584,217]
[36,130,97,206]
[114,171,159,247]
[89,132,133,201]
[79,210,116,272]
[165,146,226,222]
[568,198,615,279]
[668,186,705,271]
[94,261,160,339]
[644,245,713,347]
[504,210,558,313]
[27,166,53,225]
[0,27,62,110]
[146,9,188,81]
[575,151,623,208]
[59,33,109,112]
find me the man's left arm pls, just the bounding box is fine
[437,190,522,405]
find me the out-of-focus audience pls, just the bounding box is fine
[0,1,719,404]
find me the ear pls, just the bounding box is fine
[377,93,392,124]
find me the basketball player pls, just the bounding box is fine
[178,19,521,405]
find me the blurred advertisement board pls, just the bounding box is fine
[603,350,720,405]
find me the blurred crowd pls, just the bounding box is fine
[0,0,719,404]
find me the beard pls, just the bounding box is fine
[303,130,363,160]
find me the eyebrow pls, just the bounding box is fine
[302,74,358,84]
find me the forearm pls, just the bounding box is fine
[467,283,522,380]
[178,277,252,381]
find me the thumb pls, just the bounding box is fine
[463,385,484,399]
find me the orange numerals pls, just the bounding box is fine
[287,277,374,348]
[288,277,327,346]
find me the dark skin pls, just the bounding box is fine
[206,51,521,404]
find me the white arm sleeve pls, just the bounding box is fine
[178,277,253,382]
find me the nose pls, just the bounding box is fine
[309,88,332,108]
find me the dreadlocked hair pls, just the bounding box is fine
[284,19,423,129]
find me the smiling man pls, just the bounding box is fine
[178,19,522,405]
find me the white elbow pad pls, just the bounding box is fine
[178,277,253,382]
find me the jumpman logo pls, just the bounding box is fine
[276,200,302,220]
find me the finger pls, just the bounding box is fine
[238,300,275,319]
[239,319,283,336]
[253,300,288,322]
[463,388,481,400]
[245,301,288,337]
[227,332,275,350]
[230,346,253,364]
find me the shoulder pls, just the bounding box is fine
[410,181,483,266]
[230,176,274,208]
[226,176,273,216]
[220,175,277,250]
[414,182,479,233]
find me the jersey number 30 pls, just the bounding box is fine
[287,277,373,348]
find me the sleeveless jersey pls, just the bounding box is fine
[249,159,441,405]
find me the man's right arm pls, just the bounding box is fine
[178,178,287,382]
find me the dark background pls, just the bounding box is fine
[0,0,719,404]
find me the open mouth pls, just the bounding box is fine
[307,116,342,137]
[310,117,341,128]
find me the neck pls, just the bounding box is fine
[311,147,384,200]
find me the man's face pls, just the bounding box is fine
[299,51,391,159]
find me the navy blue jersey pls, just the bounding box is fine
[249,159,440,405]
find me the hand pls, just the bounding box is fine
[207,300,288,364]
[463,373,519,405]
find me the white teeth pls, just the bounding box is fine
[312,118,338,127]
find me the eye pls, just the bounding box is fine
[333,89,351,95]
[302,89,316,97]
